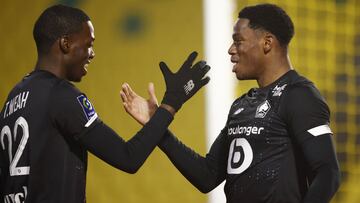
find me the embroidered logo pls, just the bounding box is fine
[184,80,195,95]
[272,84,287,97]
[233,108,244,115]
[255,100,271,118]
[77,94,96,120]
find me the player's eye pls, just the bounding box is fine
[234,40,242,46]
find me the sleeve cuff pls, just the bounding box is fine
[145,107,174,129]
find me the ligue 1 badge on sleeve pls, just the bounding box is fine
[77,94,96,120]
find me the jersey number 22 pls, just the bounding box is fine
[1,116,30,176]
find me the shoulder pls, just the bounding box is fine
[53,80,82,95]
[280,73,330,119]
[231,88,256,106]
[48,81,97,129]
[284,73,325,105]
[228,90,250,113]
[48,80,88,114]
[49,80,85,104]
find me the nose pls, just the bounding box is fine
[228,43,236,55]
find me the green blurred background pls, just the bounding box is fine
[0,0,359,202]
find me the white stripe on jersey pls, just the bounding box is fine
[85,113,98,127]
[307,124,332,136]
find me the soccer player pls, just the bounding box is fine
[0,4,210,203]
[121,3,341,203]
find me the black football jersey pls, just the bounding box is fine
[158,69,337,202]
[0,70,100,203]
[224,70,332,202]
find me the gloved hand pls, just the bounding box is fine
[160,51,210,111]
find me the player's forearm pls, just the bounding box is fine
[301,135,341,203]
[303,164,340,203]
[80,107,173,173]
[119,107,174,173]
[159,131,223,193]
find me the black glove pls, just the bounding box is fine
[160,51,210,111]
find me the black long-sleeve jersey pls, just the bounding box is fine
[159,70,340,203]
[0,70,173,203]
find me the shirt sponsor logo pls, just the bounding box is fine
[77,94,96,121]
[255,100,271,118]
[228,125,264,136]
[272,84,287,97]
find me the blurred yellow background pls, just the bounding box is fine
[0,0,359,202]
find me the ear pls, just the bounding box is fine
[263,33,274,54]
[59,35,70,54]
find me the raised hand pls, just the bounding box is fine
[120,83,159,125]
[160,51,210,111]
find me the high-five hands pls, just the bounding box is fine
[120,51,211,124]
[160,51,210,112]
[120,83,159,125]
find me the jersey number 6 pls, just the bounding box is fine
[227,138,253,174]
[1,116,30,176]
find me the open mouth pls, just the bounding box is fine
[84,60,91,71]
[83,62,90,74]
[231,59,238,72]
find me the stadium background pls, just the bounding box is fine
[0,0,359,202]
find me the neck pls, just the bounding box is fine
[35,54,66,80]
[257,53,292,88]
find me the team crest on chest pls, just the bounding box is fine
[255,100,271,118]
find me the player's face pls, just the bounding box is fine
[65,21,95,82]
[228,18,265,80]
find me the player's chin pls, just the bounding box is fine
[233,66,245,80]
[234,65,253,80]
[236,74,246,80]
[70,71,86,82]
[69,76,83,82]
[79,64,88,77]
[235,71,251,81]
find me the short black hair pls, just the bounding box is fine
[239,3,294,47]
[33,4,90,54]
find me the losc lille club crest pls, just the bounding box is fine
[255,100,271,118]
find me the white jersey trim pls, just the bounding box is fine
[85,113,98,127]
[307,124,332,136]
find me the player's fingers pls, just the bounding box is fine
[120,91,128,103]
[121,83,130,98]
[122,102,130,112]
[159,62,172,77]
[199,76,210,88]
[120,91,130,111]
[191,61,207,79]
[126,83,136,97]
[148,82,158,105]
[199,65,211,79]
[180,51,198,71]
